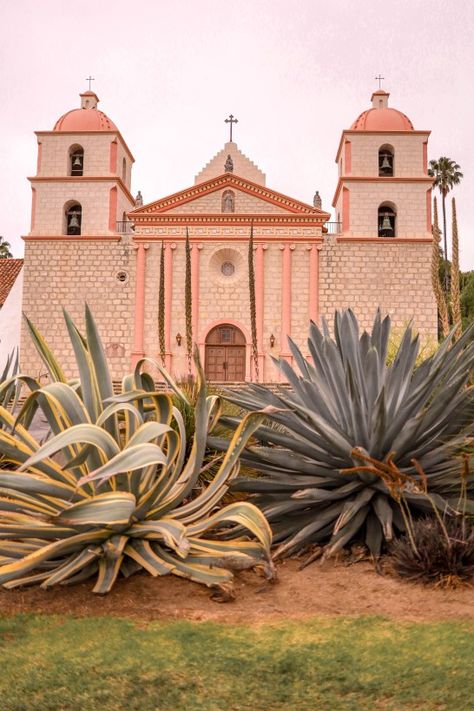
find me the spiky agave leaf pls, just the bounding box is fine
[0,309,273,594]
[210,310,474,560]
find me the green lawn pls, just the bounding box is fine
[0,614,472,710]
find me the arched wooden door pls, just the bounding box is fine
[205,325,246,382]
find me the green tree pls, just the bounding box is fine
[158,241,166,365]
[428,157,463,291]
[248,223,259,381]
[185,227,193,376]
[461,270,474,332]
[0,236,12,258]
[450,198,462,339]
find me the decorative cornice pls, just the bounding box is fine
[133,234,324,244]
[132,213,326,227]
[28,175,135,204]
[22,235,121,242]
[336,237,432,244]
[332,175,434,207]
[130,172,330,218]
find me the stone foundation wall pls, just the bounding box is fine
[318,238,437,338]
[21,239,135,380]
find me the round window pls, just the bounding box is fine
[221,261,235,277]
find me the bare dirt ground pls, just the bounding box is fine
[0,559,472,624]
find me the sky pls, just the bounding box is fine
[1,0,473,269]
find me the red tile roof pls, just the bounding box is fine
[0,259,23,306]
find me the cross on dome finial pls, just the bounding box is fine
[375,74,385,90]
[86,75,95,91]
[225,114,238,142]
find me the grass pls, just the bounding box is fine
[0,614,472,710]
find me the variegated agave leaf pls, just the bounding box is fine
[0,308,273,594]
[211,309,474,560]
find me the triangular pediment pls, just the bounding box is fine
[130,173,329,218]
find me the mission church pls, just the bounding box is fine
[20,86,437,382]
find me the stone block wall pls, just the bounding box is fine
[21,239,135,380]
[318,238,437,339]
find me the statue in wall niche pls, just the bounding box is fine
[105,343,125,357]
[224,154,234,172]
[135,190,143,207]
[222,190,235,213]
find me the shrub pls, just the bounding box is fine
[0,306,272,594]
[210,310,474,561]
[391,516,474,587]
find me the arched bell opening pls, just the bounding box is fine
[64,201,82,236]
[205,324,246,381]
[69,145,84,177]
[378,144,394,177]
[378,202,396,238]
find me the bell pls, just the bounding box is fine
[73,155,82,167]
[381,155,391,170]
[381,213,393,231]
[68,213,80,228]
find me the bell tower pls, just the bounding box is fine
[29,91,135,237]
[333,89,433,239]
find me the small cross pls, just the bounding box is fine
[375,74,385,90]
[225,114,238,142]
[86,75,95,91]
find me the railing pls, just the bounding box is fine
[324,222,342,235]
[116,220,135,234]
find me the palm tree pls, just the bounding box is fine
[0,236,12,258]
[428,157,463,291]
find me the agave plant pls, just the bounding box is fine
[210,310,474,560]
[0,348,19,415]
[0,306,272,594]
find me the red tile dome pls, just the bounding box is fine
[351,91,414,131]
[53,92,117,132]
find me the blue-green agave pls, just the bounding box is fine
[211,310,474,560]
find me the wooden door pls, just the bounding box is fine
[205,325,246,381]
[206,346,226,381]
[226,346,245,381]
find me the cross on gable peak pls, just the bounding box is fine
[225,113,238,142]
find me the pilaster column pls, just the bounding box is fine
[280,243,295,359]
[255,242,267,379]
[191,243,202,345]
[164,242,176,372]
[131,242,149,368]
[308,243,321,324]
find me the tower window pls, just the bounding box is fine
[378,203,396,238]
[122,157,127,183]
[379,145,394,176]
[69,145,84,176]
[65,202,82,235]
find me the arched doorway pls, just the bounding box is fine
[205,324,246,381]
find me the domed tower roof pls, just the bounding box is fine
[351,90,414,131]
[53,92,118,132]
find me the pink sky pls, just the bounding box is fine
[1,0,473,269]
